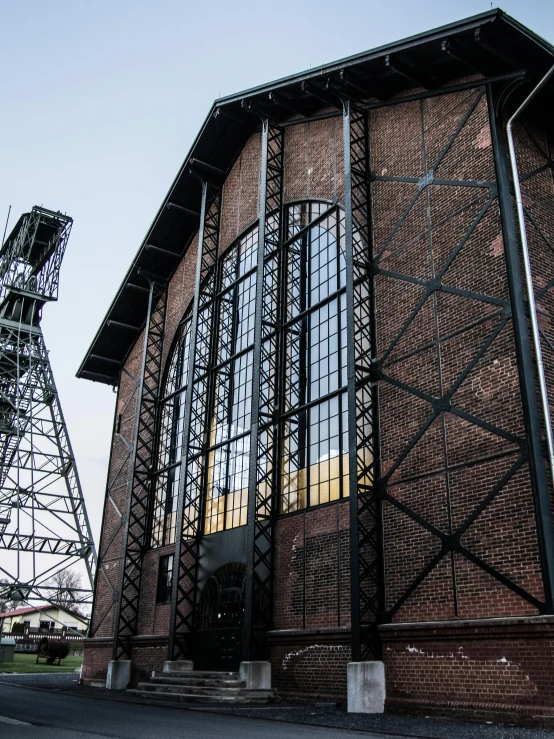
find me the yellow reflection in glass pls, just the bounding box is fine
[279,448,374,513]
[204,446,249,535]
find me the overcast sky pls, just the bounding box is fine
[2,0,553,544]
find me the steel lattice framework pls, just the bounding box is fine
[0,206,96,614]
[243,120,284,660]
[358,81,554,650]
[168,181,222,660]
[515,118,554,482]
[113,280,167,659]
[343,101,383,661]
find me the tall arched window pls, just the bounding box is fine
[280,202,350,513]
[204,225,258,534]
[151,315,192,547]
[151,200,358,547]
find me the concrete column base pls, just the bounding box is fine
[163,660,193,673]
[106,660,131,690]
[239,661,271,690]
[347,661,385,713]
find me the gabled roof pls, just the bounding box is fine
[77,9,554,386]
[0,604,86,621]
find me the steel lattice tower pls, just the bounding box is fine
[0,206,96,615]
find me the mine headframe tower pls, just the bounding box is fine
[0,206,96,615]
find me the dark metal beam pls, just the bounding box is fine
[474,27,517,71]
[89,354,122,365]
[112,282,167,660]
[337,68,388,102]
[243,118,284,661]
[441,38,506,77]
[268,90,310,117]
[188,158,226,185]
[167,180,222,661]
[301,80,344,110]
[145,243,181,259]
[106,320,142,332]
[166,202,200,218]
[78,370,117,383]
[385,53,437,89]
[343,100,382,661]
[241,98,282,126]
[213,106,251,126]
[488,82,554,612]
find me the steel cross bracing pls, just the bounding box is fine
[113,281,167,660]
[168,182,222,660]
[343,102,383,661]
[512,122,554,451]
[0,207,96,612]
[243,120,284,660]
[88,365,141,639]
[489,87,554,608]
[366,84,554,626]
[518,124,554,481]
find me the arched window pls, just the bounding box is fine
[204,225,258,534]
[151,315,192,547]
[151,200,359,547]
[280,202,350,512]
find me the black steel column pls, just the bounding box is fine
[112,280,167,660]
[167,180,222,660]
[243,119,284,660]
[488,83,554,612]
[343,100,382,662]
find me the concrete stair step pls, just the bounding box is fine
[127,689,273,705]
[150,676,246,688]
[159,670,239,680]
[137,682,248,696]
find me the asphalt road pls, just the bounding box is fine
[0,678,390,739]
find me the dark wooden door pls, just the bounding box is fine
[193,563,245,671]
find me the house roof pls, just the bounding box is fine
[0,604,86,621]
[77,9,554,386]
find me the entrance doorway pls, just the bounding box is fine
[193,562,245,670]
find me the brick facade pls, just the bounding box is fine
[83,77,554,725]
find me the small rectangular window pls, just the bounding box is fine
[156,554,174,604]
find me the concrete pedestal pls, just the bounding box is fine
[239,661,271,690]
[347,661,385,713]
[106,660,131,690]
[163,660,193,673]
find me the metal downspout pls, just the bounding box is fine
[506,65,554,499]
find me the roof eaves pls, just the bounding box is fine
[218,9,502,105]
[77,9,554,385]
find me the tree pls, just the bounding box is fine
[0,579,19,614]
[46,569,86,616]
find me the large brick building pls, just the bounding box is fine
[78,10,554,723]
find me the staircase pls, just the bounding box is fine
[128,667,275,705]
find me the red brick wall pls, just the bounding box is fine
[88,333,144,643]
[274,500,350,631]
[269,628,351,704]
[81,640,112,685]
[284,113,343,204]
[371,87,545,623]
[219,133,261,253]
[382,617,554,724]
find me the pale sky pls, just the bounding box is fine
[2,0,553,544]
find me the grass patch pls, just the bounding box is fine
[0,651,82,674]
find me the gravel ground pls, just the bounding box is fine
[198,705,554,739]
[4,675,554,739]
